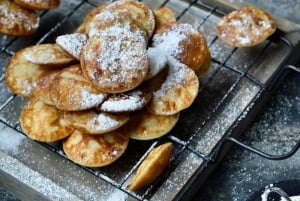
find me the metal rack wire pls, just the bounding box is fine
[0,0,299,200]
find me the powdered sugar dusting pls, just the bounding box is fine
[87,113,119,131]
[0,1,39,33]
[80,88,106,108]
[100,90,147,112]
[56,33,88,60]
[146,47,167,80]
[153,56,187,98]
[0,123,26,154]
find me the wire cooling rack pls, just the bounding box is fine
[1,0,300,200]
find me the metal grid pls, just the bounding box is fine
[0,0,298,200]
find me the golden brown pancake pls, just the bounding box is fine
[63,129,129,167]
[151,22,211,76]
[124,109,179,140]
[20,98,74,142]
[50,64,107,111]
[153,7,176,29]
[22,44,75,67]
[5,48,50,98]
[147,57,199,115]
[216,6,276,47]
[15,0,60,10]
[64,110,129,134]
[128,142,173,190]
[0,0,39,36]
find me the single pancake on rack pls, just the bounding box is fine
[124,109,179,140]
[56,33,88,60]
[0,0,39,36]
[151,22,210,76]
[14,0,60,10]
[21,44,75,67]
[147,56,199,116]
[49,64,107,111]
[20,98,74,142]
[64,110,129,134]
[63,129,129,167]
[5,48,51,98]
[80,26,148,93]
[128,142,173,191]
[216,6,276,47]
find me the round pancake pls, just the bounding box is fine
[153,7,176,29]
[64,110,129,134]
[56,33,88,60]
[97,86,152,113]
[124,109,179,140]
[32,70,60,105]
[15,0,60,10]
[105,0,155,39]
[0,0,39,36]
[20,98,74,142]
[216,6,276,47]
[22,44,75,67]
[151,22,210,76]
[86,9,147,40]
[75,3,109,34]
[63,129,129,167]
[128,142,173,191]
[5,47,51,98]
[50,65,107,111]
[147,56,199,115]
[80,32,148,93]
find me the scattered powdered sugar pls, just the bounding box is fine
[80,88,106,108]
[56,33,88,60]
[153,56,187,98]
[0,2,39,32]
[0,123,26,154]
[100,90,147,112]
[146,47,167,79]
[87,113,119,131]
[105,189,128,201]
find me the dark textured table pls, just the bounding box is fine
[1,0,300,201]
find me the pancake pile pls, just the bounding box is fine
[0,0,60,36]
[5,0,211,190]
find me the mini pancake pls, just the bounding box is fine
[56,33,88,60]
[5,48,50,98]
[15,0,60,10]
[216,6,276,47]
[22,44,75,67]
[124,109,179,140]
[0,0,39,36]
[32,70,60,105]
[105,0,155,39]
[151,22,210,76]
[75,3,109,34]
[86,9,147,40]
[80,32,148,93]
[97,86,152,113]
[63,129,129,167]
[50,64,107,111]
[153,7,176,29]
[20,98,74,142]
[64,110,129,134]
[128,142,173,191]
[147,56,199,115]
[144,47,168,80]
